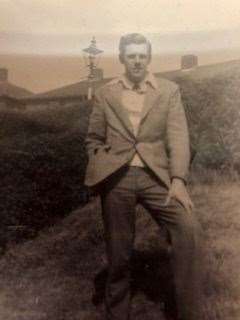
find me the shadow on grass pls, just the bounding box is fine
[92,249,177,319]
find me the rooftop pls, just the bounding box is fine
[0,81,33,99]
[0,68,33,99]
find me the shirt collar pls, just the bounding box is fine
[116,72,158,92]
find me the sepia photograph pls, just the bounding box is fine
[1,1,240,319]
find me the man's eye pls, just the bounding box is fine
[139,55,147,59]
[127,55,135,59]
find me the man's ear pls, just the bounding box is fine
[147,55,152,64]
[119,54,124,64]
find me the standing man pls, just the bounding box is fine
[84,33,203,320]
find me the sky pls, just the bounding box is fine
[1,0,240,55]
[1,0,240,92]
[1,0,240,35]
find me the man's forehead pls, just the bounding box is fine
[124,43,148,55]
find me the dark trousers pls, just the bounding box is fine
[100,166,203,320]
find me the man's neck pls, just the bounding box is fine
[125,72,148,86]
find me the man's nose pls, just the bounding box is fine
[134,56,141,65]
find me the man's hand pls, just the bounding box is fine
[165,178,194,214]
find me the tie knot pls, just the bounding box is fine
[132,83,140,91]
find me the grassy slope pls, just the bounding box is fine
[0,178,240,320]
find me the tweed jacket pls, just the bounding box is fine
[84,75,190,188]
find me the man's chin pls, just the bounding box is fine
[130,74,145,83]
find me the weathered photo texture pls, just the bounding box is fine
[0,1,240,319]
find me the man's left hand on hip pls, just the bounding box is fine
[165,178,194,214]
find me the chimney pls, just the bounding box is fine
[0,68,8,81]
[181,55,198,71]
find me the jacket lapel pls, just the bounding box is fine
[105,85,136,141]
[140,86,161,125]
[104,81,162,140]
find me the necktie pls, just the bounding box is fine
[132,83,141,92]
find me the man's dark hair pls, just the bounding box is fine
[119,33,152,63]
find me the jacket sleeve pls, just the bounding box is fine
[166,85,190,184]
[85,90,107,156]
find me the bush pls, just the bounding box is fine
[175,68,240,170]
[0,103,91,231]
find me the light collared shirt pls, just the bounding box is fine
[113,72,158,167]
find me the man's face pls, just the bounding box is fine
[121,43,150,84]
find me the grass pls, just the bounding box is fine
[0,172,240,320]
